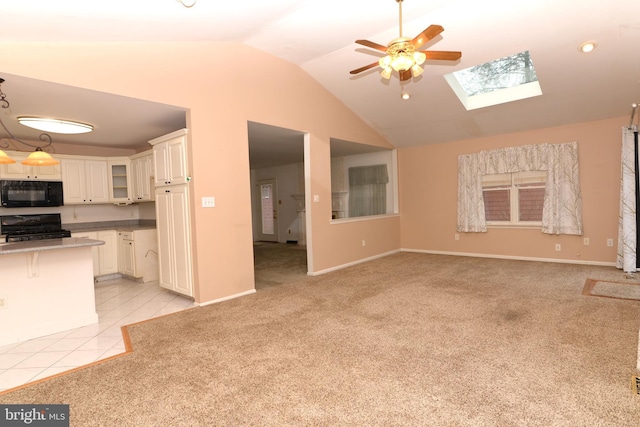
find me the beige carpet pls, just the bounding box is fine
[1,248,640,426]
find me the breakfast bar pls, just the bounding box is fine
[0,237,104,347]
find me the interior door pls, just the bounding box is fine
[258,178,278,242]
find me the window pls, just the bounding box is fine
[457,142,582,235]
[348,164,388,217]
[482,171,546,226]
[445,50,542,111]
[330,138,398,220]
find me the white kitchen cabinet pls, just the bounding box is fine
[0,150,62,180]
[117,229,159,282]
[149,128,188,187]
[108,158,132,203]
[72,230,118,277]
[118,231,135,276]
[98,230,119,275]
[61,158,109,204]
[130,151,154,202]
[155,184,193,297]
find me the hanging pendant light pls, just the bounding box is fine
[22,147,59,166]
[0,149,16,164]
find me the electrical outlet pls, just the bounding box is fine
[583,237,590,246]
[0,297,7,310]
[454,234,460,241]
[201,196,215,208]
[607,238,614,247]
[555,244,561,252]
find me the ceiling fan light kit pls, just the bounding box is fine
[351,0,461,83]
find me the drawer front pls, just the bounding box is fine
[118,231,133,240]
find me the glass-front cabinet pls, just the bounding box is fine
[107,158,132,203]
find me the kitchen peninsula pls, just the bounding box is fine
[0,237,104,347]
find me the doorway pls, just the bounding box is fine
[257,178,278,242]
[247,121,308,287]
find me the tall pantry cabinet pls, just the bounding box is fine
[149,129,194,298]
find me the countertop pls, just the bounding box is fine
[0,237,104,256]
[64,220,156,233]
[70,225,157,233]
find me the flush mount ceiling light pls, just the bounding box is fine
[350,0,461,82]
[18,117,93,134]
[579,41,597,53]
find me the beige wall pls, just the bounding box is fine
[2,40,617,304]
[399,116,624,265]
[0,41,398,303]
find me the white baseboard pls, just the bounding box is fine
[308,249,401,276]
[401,248,617,267]
[94,273,123,283]
[196,289,257,307]
[196,249,614,306]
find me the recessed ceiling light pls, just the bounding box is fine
[401,92,411,100]
[579,41,596,53]
[18,117,93,134]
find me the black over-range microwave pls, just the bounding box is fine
[0,180,64,208]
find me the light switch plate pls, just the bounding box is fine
[202,196,215,208]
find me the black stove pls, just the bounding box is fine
[1,213,71,242]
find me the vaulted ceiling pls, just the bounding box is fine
[1,0,639,166]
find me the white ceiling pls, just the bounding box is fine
[1,0,639,166]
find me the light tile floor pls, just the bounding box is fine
[0,277,195,392]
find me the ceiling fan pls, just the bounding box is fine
[350,0,461,81]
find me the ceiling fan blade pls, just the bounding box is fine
[400,69,412,81]
[422,50,462,61]
[350,62,380,75]
[355,39,388,53]
[411,24,444,49]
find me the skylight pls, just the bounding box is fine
[445,51,542,111]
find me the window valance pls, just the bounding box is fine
[348,164,389,185]
[457,142,583,235]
